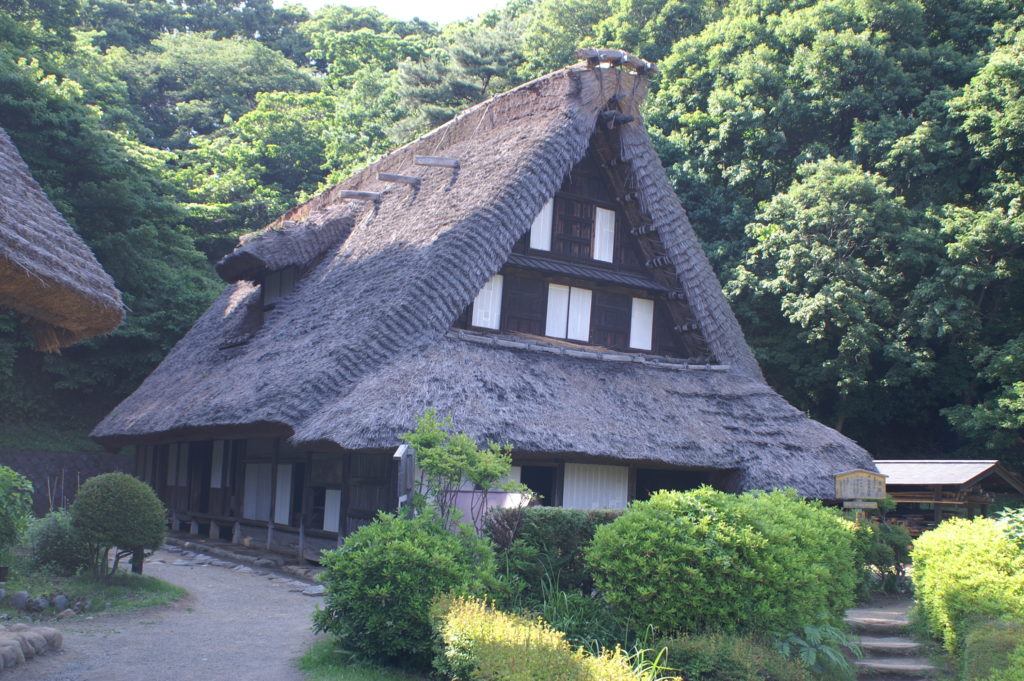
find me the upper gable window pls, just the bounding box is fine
[529,200,554,251]
[262,266,296,309]
[527,197,623,266]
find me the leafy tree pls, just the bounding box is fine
[111,31,318,148]
[400,409,520,529]
[176,90,333,257]
[733,158,939,433]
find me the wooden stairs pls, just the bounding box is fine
[845,599,942,681]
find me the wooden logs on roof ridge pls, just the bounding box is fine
[338,190,381,203]
[575,48,658,75]
[378,172,421,187]
[414,155,460,169]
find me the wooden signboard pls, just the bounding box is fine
[843,500,879,510]
[835,469,887,500]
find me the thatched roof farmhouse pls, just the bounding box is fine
[93,52,875,555]
[0,127,123,351]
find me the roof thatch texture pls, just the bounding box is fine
[0,127,123,351]
[93,61,875,498]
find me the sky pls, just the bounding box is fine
[278,0,510,24]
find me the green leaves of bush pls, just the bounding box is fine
[313,512,498,670]
[585,487,859,637]
[70,472,166,577]
[911,517,1024,654]
[0,465,32,554]
[28,510,93,576]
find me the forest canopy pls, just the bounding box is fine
[0,0,1020,466]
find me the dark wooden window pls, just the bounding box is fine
[653,301,683,355]
[501,275,546,335]
[591,290,631,349]
[615,220,645,269]
[552,197,594,259]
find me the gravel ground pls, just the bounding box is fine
[5,549,322,681]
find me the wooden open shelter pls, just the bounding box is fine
[875,459,1024,534]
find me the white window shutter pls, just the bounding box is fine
[630,297,655,350]
[567,287,592,341]
[274,464,292,525]
[594,207,615,263]
[211,440,224,489]
[529,199,553,251]
[545,284,570,338]
[323,489,342,532]
[471,274,504,329]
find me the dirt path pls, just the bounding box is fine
[5,549,323,681]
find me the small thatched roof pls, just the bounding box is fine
[0,127,123,351]
[93,57,875,498]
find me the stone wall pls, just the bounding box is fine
[0,449,133,515]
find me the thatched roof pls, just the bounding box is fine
[0,127,123,351]
[93,58,875,498]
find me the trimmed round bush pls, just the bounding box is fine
[70,472,166,570]
[912,517,1024,653]
[28,510,92,576]
[585,487,859,636]
[313,512,497,669]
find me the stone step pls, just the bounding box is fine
[845,605,911,635]
[855,656,938,677]
[857,635,923,656]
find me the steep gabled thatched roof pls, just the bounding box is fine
[0,128,123,351]
[93,59,875,498]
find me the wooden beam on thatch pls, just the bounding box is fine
[599,110,635,129]
[575,48,658,75]
[378,173,421,188]
[338,190,381,203]
[415,155,460,169]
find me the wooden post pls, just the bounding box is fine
[209,519,220,540]
[299,452,312,561]
[232,521,241,544]
[268,439,280,551]
[190,519,199,535]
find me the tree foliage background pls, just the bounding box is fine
[0,0,1020,466]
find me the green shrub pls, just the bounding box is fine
[431,596,659,681]
[485,506,622,597]
[27,510,92,576]
[0,465,32,555]
[856,521,913,594]
[313,512,497,670]
[585,488,859,636]
[911,517,1024,653]
[658,633,810,681]
[995,507,1024,549]
[70,472,166,577]
[977,644,1024,681]
[962,620,1024,681]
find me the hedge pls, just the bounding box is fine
[912,517,1024,654]
[485,506,621,595]
[585,487,859,636]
